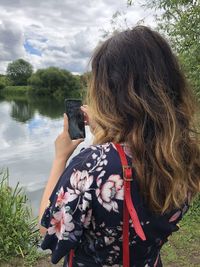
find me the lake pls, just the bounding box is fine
[0,95,93,217]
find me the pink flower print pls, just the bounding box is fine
[56,187,77,207]
[96,175,124,212]
[68,170,93,200]
[81,209,92,228]
[154,254,160,267]
[169,210,182,222]
[48,207,74,240]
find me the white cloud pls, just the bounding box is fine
[0,0,155,74]
[0,20,26,72]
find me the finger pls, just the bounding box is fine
[80,106,89,121]
[63,113,69,132]
[80,106,88,112]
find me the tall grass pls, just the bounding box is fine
[0,169,40,266]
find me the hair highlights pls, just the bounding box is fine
[87,26,200,214]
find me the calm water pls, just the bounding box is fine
[0,96,92,217]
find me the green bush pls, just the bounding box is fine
[28,67,83,96]
[0,169,40,266]
[1,86,31,96]
[0,81,5,90]
[0,76,9,91]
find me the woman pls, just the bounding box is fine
[39,26,200,267]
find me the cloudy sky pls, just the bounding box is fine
[0,0,155,74]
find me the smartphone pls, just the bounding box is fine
[65,99,85,140]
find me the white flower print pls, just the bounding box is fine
[92,153,98,159]
[96,174,124,212]
[101,143,111,152]
[48,207,74,240]
[104,236,115,245]
[68,170,93,200]
[86,163,92,168]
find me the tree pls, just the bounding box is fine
[0,75,7,90]
[6,59,33,86]
[28,67,83,97]
[28,67,66,95]
[127,0,200,98]
[80,71,92,89]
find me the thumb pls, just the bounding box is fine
[80,105,89,115]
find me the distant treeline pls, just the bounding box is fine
[0,59,91,98]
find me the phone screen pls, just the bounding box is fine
[65,99,85,140]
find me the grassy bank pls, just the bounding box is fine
[0,86,31,97]
[0,168,199,267]
[162,195,200,267]
[0,85,84,100]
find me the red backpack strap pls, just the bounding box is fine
[114,143,146,267]
[68,249,74,267]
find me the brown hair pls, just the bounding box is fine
[87,25,200,214]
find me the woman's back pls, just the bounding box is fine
[41,143,189,267]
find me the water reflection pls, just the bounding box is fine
[5,96,65,123]
[0,95,92,217]
[11,99,35,122]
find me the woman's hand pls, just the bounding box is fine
[81,105,97,133]
[54,113,84,161]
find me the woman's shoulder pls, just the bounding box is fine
[71,142,116,163]
[67,142,122,176]
[84,142,116,153]
[75,142,132,159]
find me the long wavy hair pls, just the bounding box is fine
[87,26,200,214]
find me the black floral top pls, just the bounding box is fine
[41,143,189,267]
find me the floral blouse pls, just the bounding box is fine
[41,142,189,267]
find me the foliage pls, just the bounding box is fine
[28,67,83,97]
[150,0,199,97]
[1,86,31,96]
[79,71,91,89]
[78,72,92,100]
[0,169,40,266]
[0,81,5,90]
[127,0,200,99]
[6,59,33,86]
[0,75,10,90]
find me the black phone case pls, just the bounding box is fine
[65,99,85,140]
